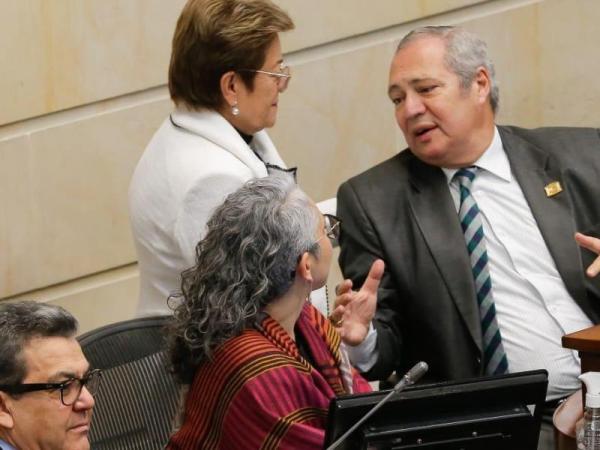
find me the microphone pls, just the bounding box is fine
[326,361,429,450]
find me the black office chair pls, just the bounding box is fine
[78,315,180,450]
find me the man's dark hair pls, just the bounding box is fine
[0,301,78,386]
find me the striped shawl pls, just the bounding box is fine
[167,303,371,449]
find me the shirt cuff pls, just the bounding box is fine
[345,322,378,372]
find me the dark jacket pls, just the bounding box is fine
[338,126,600,382]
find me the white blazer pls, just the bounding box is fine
[129,108,285,316]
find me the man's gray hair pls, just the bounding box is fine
[397,26,499,114]
[169,173,321,383]
[0,301,78,386]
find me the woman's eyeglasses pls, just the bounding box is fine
[0,369,102,406]
[237,64,291,91]
[290,214,342,279]
[323,214,341,241]
[314,214,341,245]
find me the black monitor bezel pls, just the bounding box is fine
[324,369,548,450]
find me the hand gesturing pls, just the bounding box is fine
[575,232,600,277]
[329,259,384,346]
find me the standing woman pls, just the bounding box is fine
[166,175,376,450]
[129,0,294,316]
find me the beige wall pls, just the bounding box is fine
[2,0,599,333]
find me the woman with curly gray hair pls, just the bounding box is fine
[167,175,375,450]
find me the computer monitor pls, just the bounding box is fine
[324,369,548,450]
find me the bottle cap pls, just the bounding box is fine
[579,372,600,408]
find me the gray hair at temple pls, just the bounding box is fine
[169,173,321,383]
[0,301,78,386]
[397,26,499,114]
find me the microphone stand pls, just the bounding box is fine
[326,361,429,450]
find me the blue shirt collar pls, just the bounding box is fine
[0,438,17,450]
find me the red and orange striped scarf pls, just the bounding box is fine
[168,303,370,450]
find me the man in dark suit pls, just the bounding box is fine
[0,301,99,450]
[334,26,600,403]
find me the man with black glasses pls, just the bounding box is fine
[0,301,100,450]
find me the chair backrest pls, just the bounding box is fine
[78,315,179,450]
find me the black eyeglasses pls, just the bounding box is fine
[0,369,102,406]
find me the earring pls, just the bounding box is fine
[305,279,313,304]
[231,103,240,116]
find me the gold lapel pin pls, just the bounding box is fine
[544,181,563,197]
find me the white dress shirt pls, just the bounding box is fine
[349,127,592,399]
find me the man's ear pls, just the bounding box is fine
[473,66,491,105]
[296,252,313,284]
[0,393,15,430]
[220,70,239,108]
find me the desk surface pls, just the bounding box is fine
[563,325,600,353]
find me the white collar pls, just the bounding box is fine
[169,107,284,176]
[442,126,512,184]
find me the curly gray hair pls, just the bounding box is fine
[169,174,321,383]
[397,26,499,114]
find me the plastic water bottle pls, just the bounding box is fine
[577,372,600,449]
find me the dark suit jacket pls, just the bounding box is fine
[338,126,600,382]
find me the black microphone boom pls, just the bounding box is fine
[326,361,429,450]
